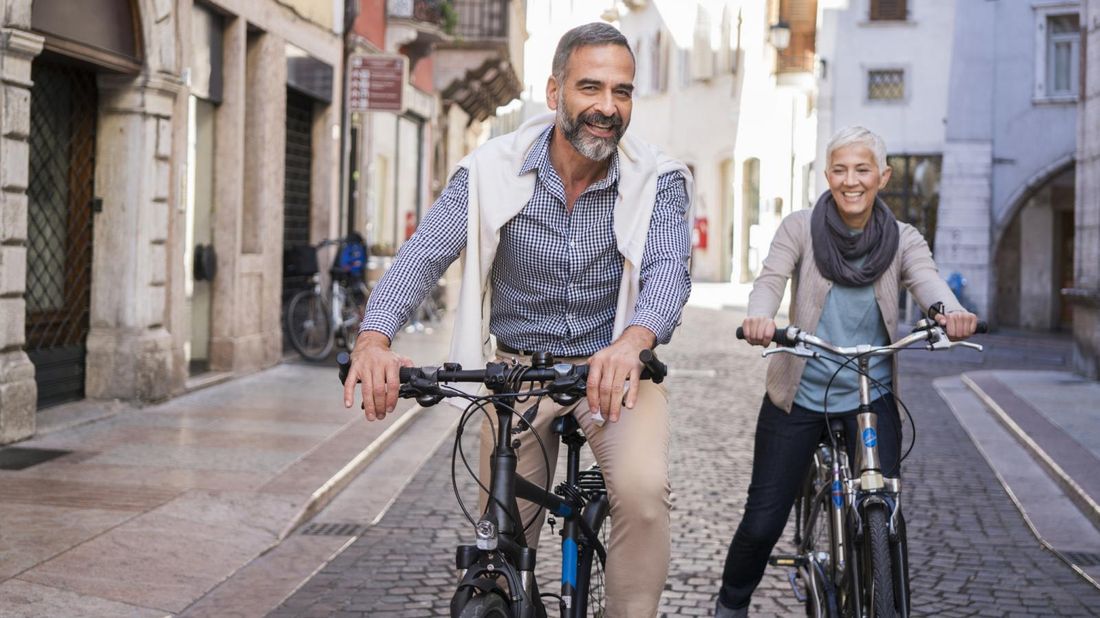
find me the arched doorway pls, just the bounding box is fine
[993,165,1075,331]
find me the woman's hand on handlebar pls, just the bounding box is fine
[935,310,979,341]
[740,316,777,347]
[342,330,413,421]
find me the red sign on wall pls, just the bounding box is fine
[348,54,407,113]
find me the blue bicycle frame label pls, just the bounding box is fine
[862,427,878,448]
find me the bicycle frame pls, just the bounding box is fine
[454,379,609,618]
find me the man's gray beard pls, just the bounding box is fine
[556,103,618,162]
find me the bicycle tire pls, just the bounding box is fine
[285,289,334,361]
[455,592,512,618]
[864,504,896,617]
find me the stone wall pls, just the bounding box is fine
[1072,0,1100,377]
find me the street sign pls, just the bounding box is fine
[349,54,407,113]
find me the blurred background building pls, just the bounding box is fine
[0,0,1096,443]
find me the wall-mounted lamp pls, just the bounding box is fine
[769,20,791,51]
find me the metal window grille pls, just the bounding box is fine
[867,69,904,101]
[25,58,98,408]
[452,0,508,40]
[870,0,906,21]
[283,88,314,306]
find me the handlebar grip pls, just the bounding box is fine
[736,325,797,347]
[399,367,413,382]
[337,352,352,385]
[639,349,667,384]
[976,321,989,334]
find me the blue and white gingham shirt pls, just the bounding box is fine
[360,127,691,357]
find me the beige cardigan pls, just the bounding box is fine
[746,209,963,412]
[449,113,693,370]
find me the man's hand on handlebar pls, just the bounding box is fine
[342,330,414,421]
[586,326,656,423]
[740,316,777,347]
[935,310,979,341]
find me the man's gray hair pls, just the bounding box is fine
[552,22,634,82]
[826,126,888,171]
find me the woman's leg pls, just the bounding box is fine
[717,397,825,610]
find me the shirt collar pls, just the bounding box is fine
[519,125,620,192]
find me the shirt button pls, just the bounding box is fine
[569,241,576,248]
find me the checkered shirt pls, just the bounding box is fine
[360,126,691,356]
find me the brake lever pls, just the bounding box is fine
[762,344,816,359]
[950,341,984,352]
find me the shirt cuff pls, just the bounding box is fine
[359,311,402,342]
[628,310,671,344]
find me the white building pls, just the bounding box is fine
[618,0,818,284]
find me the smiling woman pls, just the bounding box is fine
[716,125,978,616]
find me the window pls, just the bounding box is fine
[881,154,942,249]
[1037,12,1080,100]
[867,69,904,101]
[870,0,907,21]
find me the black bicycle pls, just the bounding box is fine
[738,304,985,617]
[338,349,667,617]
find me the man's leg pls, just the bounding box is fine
[717,397,823,611]
[576,379,671,618]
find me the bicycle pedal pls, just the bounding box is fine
[769,554,807,568]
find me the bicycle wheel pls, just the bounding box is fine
[864,503,896,617]
[575,471,610,617]
[455,591,511,617]
[801,464,840,618]
[285,289,333,361]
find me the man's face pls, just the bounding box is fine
[546,44,635,161]
[826,144,892,228]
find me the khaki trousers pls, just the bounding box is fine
[477,353,671,617]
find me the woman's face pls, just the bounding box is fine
[826,144,892,229]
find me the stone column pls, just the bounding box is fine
[1070,0,1100,377]
[84,75,180,401]
[0,25,43,443]
[208,22,286,373]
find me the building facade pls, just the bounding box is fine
[1070,0,1100,377]
[617,0,818,284]
[935,0,1079,329]
[0,0,344,443]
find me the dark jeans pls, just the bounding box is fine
[717,394,902,610]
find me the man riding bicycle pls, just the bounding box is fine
[342,22,693,617]
[715,127,978,617]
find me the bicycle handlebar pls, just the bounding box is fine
[337,348,668,390]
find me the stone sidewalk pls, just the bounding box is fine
[936,352,1100,587]
[0,320,452,617]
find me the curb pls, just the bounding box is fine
[277,403,429,540]
[960,373,1100,531]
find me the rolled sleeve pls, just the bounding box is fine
[629,171,692,344]
[359,168,469,341]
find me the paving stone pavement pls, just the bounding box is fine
[272,306,1100,617]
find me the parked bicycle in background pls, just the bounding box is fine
[283,234,371,361]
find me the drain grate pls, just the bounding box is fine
[1063,551,1100,567]
[300,522,367,537]
[0,447,73,470]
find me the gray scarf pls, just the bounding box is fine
[810,191,899,287]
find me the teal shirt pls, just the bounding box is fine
[794,255,893,412]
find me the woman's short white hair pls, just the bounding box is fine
[826,126,888,171]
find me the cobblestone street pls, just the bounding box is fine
[273,306,1100,617]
